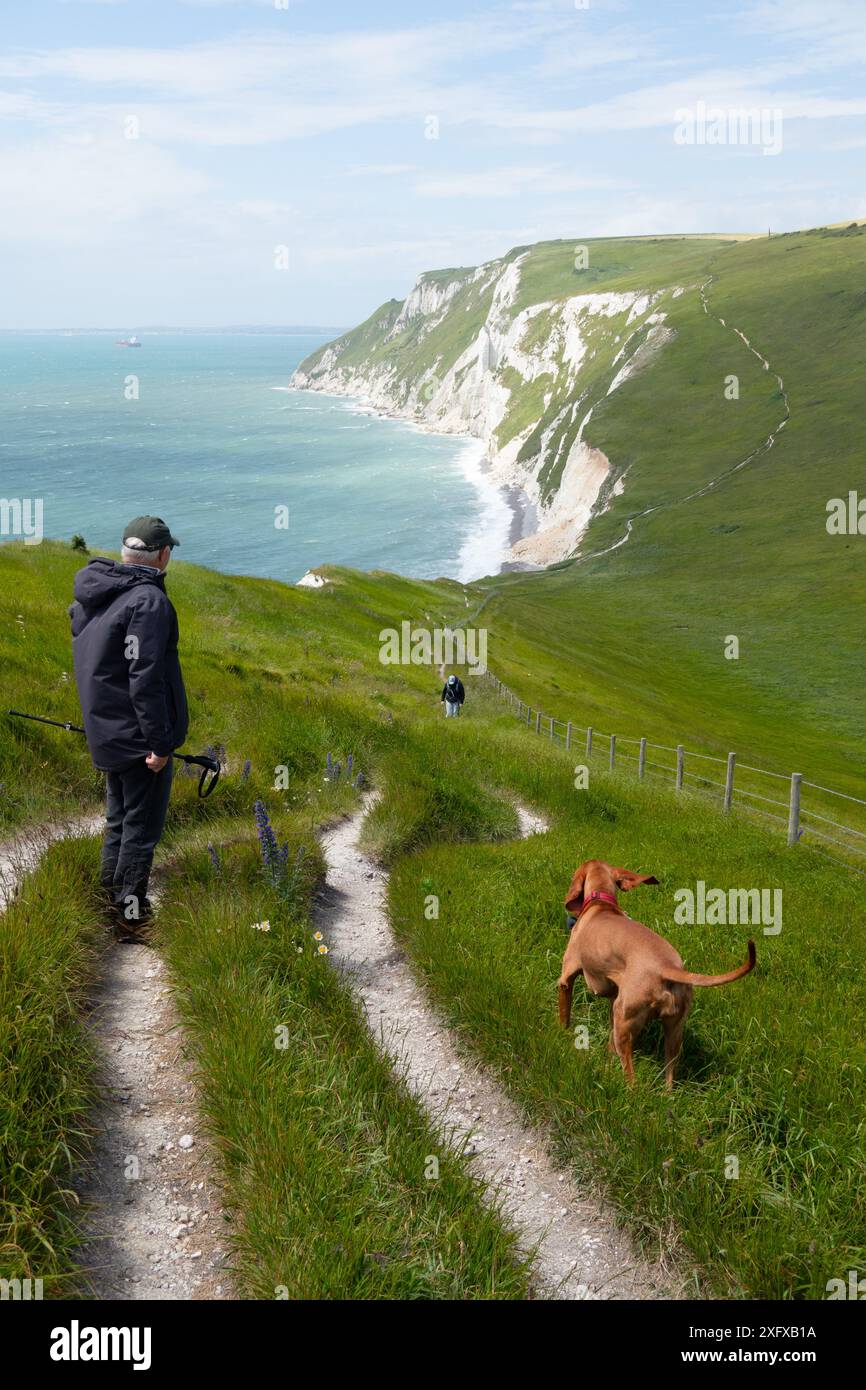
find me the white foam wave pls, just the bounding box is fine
[453,438,512,582]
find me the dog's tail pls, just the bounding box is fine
[663,940,756,988]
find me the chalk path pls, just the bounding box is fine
[316,795,680,1300]
[0,817,234,1300]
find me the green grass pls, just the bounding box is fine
[0,542,536,1300]
[0,835,105,1295]
[0,541,460,834]
[156,822,528,1299]
[362,743,518,864]
[3,326,866,1305]
[380,701,866,1299]
[297,225,866,806]
[510,235,736,314]
[459,227,866,802]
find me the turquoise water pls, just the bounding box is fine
[0,334,502,582]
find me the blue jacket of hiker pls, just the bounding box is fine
[69,557,189,771]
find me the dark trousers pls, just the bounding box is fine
[100,758,173,920]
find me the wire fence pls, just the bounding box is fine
[483,670,866,876]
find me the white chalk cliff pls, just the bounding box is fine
[291,249,680,566]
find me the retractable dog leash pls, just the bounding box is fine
[7,709,221,798]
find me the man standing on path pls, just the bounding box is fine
[70,516,188,940]
[440,673,465,718]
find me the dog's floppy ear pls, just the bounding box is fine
[614,869,659,891]
[564,864,587,913]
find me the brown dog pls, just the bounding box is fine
[558,860,756,1089]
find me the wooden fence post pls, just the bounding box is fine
[638,737,646,779]
[586,726,593,759]
[535,711,542,735]
[724,753,736,812]
[566,721,572,752]
[609,735,616,770]
[549,716,555,740]
[676,745,684,790]
[787,773,802,846]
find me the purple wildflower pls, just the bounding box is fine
[254,801,295,889]
[254,800,281,875]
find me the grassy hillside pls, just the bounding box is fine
[1,541,864,1298]
[0,543,529,1298]
[293,226,866,804]
[381,715,865,1299]
[460,225,866,801]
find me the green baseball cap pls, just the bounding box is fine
[122,515,180,551]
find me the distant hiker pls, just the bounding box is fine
[69,516,188,938]
[441,673,465,718]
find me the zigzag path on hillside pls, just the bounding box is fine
[0,819,235,1300]
[462,277,792,631]
[317,792,683,1301]
[3,803,681,1300]
[585,277,791,562]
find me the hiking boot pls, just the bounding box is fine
[107,897,155,942]
[113,914,153,945]
[116,926,152,945]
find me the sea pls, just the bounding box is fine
[0,333,512,584]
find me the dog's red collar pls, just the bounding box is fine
[574,890,620,920]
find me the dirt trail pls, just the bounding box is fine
[0,814,104,909]
[72,927,234,1299]
[582,279,790,563]
[0,817,234,1300]
[317,795,678,1300]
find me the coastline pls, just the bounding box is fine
[308,386,538,580]
[452,437,520,583]
[497,479,541,575]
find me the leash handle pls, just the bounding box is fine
[176,754,221,799]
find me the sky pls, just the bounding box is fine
[1,0,864,328]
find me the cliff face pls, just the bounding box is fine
[291,245,681,564]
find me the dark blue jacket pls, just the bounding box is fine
[441,678,465,704]
[69,558,189,771]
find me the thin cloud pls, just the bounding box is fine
[348,163,417,177]
[416,165,629,199]
[0,0,862,325]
